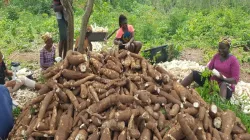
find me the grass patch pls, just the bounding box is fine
[196,69,250,133]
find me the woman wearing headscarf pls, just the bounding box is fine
[40,32,56,70]
[114,14,142,54]
[181,38,240,99]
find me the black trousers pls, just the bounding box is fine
[192,70,232,99]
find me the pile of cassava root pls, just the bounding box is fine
[9,49,250,140]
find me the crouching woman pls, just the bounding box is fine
[181,38,240,99]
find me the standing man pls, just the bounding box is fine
[52,0,68,58]
[0,84,14,139]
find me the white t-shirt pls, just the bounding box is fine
[56,12,62,19]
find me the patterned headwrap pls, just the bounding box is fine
[220,37,231,47]
[41,32,52,42]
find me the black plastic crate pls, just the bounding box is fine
[88,32,108,42]
[142,45,168,63]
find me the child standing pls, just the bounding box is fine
[40,32,56,70]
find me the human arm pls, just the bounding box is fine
[114,28,123,46]
[2,61,12,77]
[219,76,237,84]
[114,38,123,46]
[5,70,12,77]
[4,80,16,88]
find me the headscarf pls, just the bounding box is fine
[220,37,231,47]
[41,32,52,42]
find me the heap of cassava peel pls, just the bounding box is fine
[9,49,250,140]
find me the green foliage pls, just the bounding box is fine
[30,106,36,115]
[167,44,181,61]
[235,47,250,63]
[7,6,19,21]
[141,51,150,60]
[10,0,52,15]
[1,0,250,61]
[12,107,21,119]
[196,69,250,133]
[37,74,46,84]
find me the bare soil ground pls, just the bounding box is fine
[179,48,205,64]
[180,48,250,83]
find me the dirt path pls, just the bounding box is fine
[180,48,250,83]
[179,48,205,64]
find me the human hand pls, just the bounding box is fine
[212,69,225,80]
[118,41,123,46]
[5,80,16,88]
[212,69,220,77]
[125,42,130,49]
[218,73,226,80]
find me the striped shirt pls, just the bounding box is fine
[40,45,55,70]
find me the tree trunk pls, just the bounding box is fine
[4,0,10,5]
[61,0,74,51]
[77,0,95,53]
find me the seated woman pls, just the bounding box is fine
[181,38,240,99]
[114,14,142,54]
[40,32,56,70]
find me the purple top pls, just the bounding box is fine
[40,45,55,70]
[208,53,240,91]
